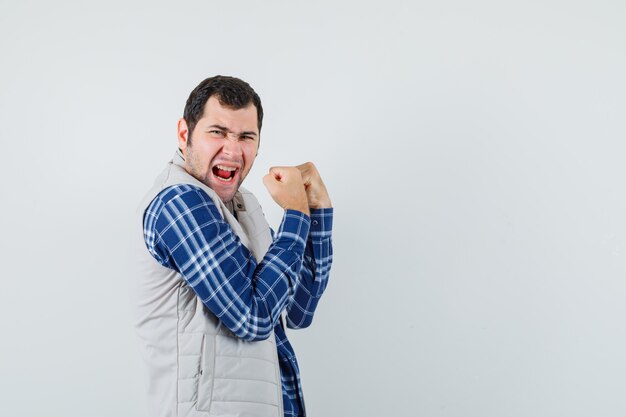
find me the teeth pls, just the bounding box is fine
[216,164,236,171]
[216,175,234,182]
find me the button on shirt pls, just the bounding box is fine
[143,184,333,417]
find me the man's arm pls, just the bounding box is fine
[144,181,310,342]
[285,208,333,328]
[285,162,334,328]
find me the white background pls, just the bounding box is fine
[1,1,625,416]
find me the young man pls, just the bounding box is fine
[133,76,333,417]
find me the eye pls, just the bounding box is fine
[241,135,255,141]
[209,130,226,138]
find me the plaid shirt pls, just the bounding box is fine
[143,184,333,417]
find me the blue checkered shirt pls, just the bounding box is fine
[143,184,333,417]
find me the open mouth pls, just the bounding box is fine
[212,164,238,182]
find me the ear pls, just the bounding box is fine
[177,118,190,155]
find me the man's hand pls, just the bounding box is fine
[263,166,310,215]
[295,162,332,209]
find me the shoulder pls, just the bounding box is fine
[146,184,217,219]
[236,186,262,207]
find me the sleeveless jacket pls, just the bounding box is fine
[132,152,283,417]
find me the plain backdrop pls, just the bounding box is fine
[1,1,625,416]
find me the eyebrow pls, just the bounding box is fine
[207,124,258,136]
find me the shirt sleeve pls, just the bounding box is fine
[143,184,311,342]
[285,208,334,329]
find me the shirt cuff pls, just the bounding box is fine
[309,208,333,239]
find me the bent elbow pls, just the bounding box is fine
[236,324,274,342]
[245,331,273,342]
[286,316,314,330]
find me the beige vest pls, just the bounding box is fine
[132,152,282,417]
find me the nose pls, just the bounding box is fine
[221,133,243,156]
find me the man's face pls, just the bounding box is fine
[178,96,260,203]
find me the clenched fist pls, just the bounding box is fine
[295,162,332,209]
[263,166,310,215]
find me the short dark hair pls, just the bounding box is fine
[183,75,263,141]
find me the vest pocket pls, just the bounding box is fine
[211,334,281,407]
[197,334,216,411]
